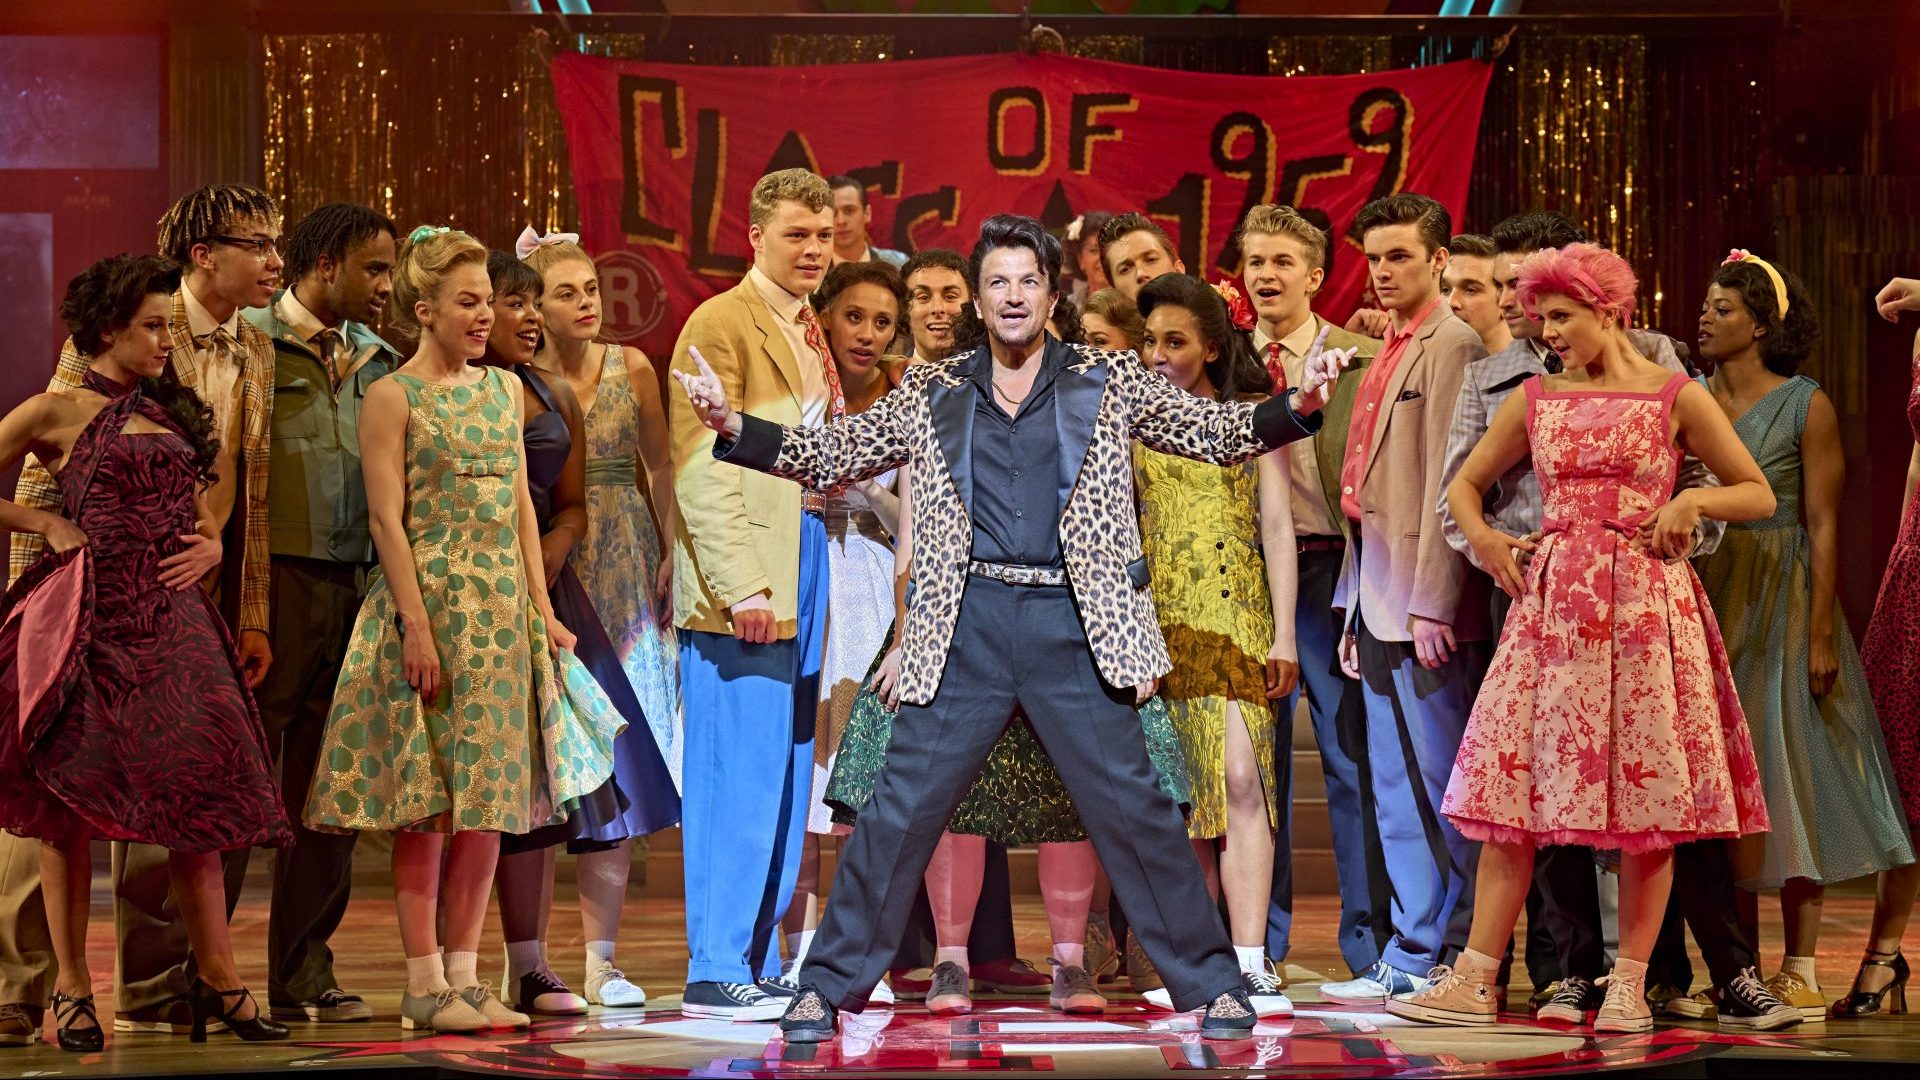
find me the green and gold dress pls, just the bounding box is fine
[304,366,621,835]
[1132,445,1280,840]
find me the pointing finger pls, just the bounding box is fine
[689,347,717,381]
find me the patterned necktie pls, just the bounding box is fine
[197,326,236,366]
[796,305,847,422]
[1543,351,1563,375]
[314,328,343,391]
[1265,341,1289,396]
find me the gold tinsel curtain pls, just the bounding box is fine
[262,31,646,249]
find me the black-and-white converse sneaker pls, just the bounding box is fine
[681,981,785,1022]
[1536,975,1601,1024]
[757,970,800,999]
[1716,968,1802,1032]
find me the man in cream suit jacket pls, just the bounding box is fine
[667,169,840,1023]
[1321,195,1493,1007]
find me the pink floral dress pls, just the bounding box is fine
[1441,373,1769,852]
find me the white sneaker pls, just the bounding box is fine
[869,979,896,1006]
[1318,962,1430,1006]
[586,967,648,1008]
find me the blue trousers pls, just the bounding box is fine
[1268,546,1392,975]
[1356,618,1489,975]
[679,514,827,985]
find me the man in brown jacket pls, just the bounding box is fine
[1319,194,1492,1007]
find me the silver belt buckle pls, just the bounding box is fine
[972,560,1063,586]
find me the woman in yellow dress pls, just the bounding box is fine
[1131,273,1298,1012]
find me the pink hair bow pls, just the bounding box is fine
[516,226,581,260]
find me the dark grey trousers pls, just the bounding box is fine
[805,575,1241,1013]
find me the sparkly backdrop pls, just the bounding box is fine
[260,27,1769,343]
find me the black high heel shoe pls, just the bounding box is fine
[1831,950,1909,1019]
[51,992,103,1053]
[188,979,290,1042]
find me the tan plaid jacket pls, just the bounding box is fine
[8,290,274,633]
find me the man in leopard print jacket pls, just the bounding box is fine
[675,214,1357,1043]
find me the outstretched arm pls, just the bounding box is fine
[675,346,912,489]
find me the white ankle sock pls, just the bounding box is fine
[406,953,449,996]
[1458,948,1501,982]
[1234,946,1267,976]
[586,939,618,980]
[1782,954,1819,989]
[445,950,479,990]
[936,946,970,973]
[504,940,543,986]
[1053,943,1085,969]
[786,930,815,967]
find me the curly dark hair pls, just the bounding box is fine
[59,253,219,484]
[1709,259,1819,376]
[283,202,398,281]
[1136,273,1270,402]
[812,259,907,317]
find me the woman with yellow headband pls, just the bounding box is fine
[1695,251,1914,1022]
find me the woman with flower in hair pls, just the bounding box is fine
[1391,242,1774,1033]
[1693,251,1912,1020]
[304,227,619,1034]
[1128,272,1297,1018]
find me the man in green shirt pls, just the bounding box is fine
[241,202,401,1024]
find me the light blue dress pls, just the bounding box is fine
[1695,375,1914,888]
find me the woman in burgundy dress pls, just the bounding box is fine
[1841,315,1920,1018]
[0,255,291,1050]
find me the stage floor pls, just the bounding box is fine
[10,890,1920,1077]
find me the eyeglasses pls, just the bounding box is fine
[209,235,283,261]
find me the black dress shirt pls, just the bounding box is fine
[967,348,1064,567]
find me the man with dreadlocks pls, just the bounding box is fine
[0,184,283,1045]
[236,202,402,1024]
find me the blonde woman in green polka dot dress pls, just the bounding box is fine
[303,229,622,1034]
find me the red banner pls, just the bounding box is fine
[550,51,1491,358]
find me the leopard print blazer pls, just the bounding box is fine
[728,338,1318,705]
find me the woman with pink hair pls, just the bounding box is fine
[1387,242,1775,1033]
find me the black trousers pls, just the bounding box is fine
[1649,839,1757,991]
[252,556,366,1002]
[890,842,1017,969]
[806,575,1240,1014]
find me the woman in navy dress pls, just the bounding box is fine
[484,250,680,1015]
